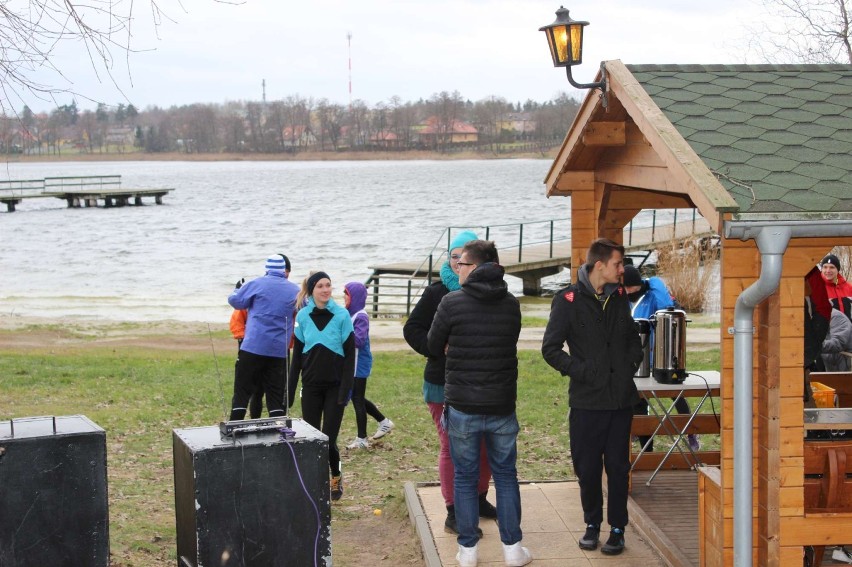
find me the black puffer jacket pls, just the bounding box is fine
[403,281,451,386]
[541,264,642,410]
[427,263,521,415]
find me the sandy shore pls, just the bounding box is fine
[0,312,721,352]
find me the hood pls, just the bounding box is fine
[344,282,368,314]
[462,262,509,301]
[577,263,621,298]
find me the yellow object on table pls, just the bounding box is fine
[811,381,838,408]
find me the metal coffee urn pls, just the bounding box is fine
[652,307,687,384]
[634,318,652,378]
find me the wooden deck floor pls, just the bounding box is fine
[629,469,701,567]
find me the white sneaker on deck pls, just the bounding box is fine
[456,543,478,567]
[503,541,533,566]
[833,546,852,564]
[346,437,370,449]
[372,418,395,440]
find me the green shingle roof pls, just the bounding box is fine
[627,64,852,214]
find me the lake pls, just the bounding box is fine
[2,159,578,323]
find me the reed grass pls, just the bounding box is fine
[655,236,720,313]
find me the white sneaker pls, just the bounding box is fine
[346,437,370,449]
[833,546,852,564]
[456,543,478,567]
[503,541,533,566]
[372,418,395,440]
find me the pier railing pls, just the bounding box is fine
[365,209,712,318]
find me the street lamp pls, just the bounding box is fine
[540,6,607,107]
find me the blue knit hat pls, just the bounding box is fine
[449,230,479,251]
[265,254,288,274]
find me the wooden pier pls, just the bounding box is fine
[366,212,714,317]
[0,175,174,212]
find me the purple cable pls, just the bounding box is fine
[281,429,321,567]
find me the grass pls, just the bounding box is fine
[0,344,720,566]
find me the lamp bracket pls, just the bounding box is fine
[566,61,608,108]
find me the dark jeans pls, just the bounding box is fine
[229,350,285,420]
[301,383,345,476]
[569,407,632,529]
[350,378,385,438]
[634,397,691,451]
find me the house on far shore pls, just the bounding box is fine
[497,112,536,140]
[545,61,852,566]
[415,116,478,148]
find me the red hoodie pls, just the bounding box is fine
[823,273,852,316]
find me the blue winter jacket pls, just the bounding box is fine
[228,271,299,358]
[630,276,676,320]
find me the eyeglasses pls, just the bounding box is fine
[456,261,475,267]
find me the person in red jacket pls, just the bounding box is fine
[821,254,852,320]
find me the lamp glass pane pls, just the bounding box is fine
[569,24,583,64]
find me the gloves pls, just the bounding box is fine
[235,277,245,289]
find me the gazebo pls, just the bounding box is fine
[544,62,852,565]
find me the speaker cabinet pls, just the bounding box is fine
[0,415,109,567]
[173,418,331,567]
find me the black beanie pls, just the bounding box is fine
[822,254,841,271]
[306,271,330,296]
[623,265,643,287]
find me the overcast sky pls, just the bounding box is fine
[18,0,775,113]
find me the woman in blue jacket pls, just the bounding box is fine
[289,271,355,501]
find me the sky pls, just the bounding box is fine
[14,0,778,114]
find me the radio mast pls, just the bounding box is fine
[347,32,353,111]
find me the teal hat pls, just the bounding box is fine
[449,230,478,251]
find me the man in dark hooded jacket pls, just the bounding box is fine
[427,240,531,567]
[541,238,642,556]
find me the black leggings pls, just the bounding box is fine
[301,384,345,476]
[230,350,285,420]
[350,378,386,438]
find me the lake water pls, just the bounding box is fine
[3,159,585,323]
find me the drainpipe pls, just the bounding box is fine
[727,225,791,567]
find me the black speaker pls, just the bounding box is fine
[173,418,331,567]
[0,415,109,567]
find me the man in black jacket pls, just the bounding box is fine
[541,238,642,556]
[428,240,531,567]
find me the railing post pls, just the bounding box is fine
[372,277,380,318]
[407,280,413,317]
[628,219,634,246]
[485,226,490,241]
[672,209,678,240]
[692,208,697,233]
[549,220,554,258]
[428,254,433,285]
[651,210,657,242]
[518,224,523,262]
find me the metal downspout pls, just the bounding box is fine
[731,226,791,567]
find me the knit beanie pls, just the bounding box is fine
[265,254,288,274]
[822,254,841,271]
[449,230,479,252]
[307,271,331,296]
[623,265,643,287]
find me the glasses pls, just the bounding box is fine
[456,261,475,267]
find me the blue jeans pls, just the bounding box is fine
[447,407,522,548]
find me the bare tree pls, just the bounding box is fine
[0,1,239,116]
[753,0,852,63]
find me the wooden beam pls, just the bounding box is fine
[596,162,679,192]
[608,187,696,209]
[582,121,626,146]
[551,170,595,196]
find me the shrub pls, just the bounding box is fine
[655,236,719,312]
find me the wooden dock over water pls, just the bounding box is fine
[366,212,714,316]
[0,175,174,212]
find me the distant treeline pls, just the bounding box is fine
[1,91,580,156]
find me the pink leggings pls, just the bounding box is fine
[427,401,492,506]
